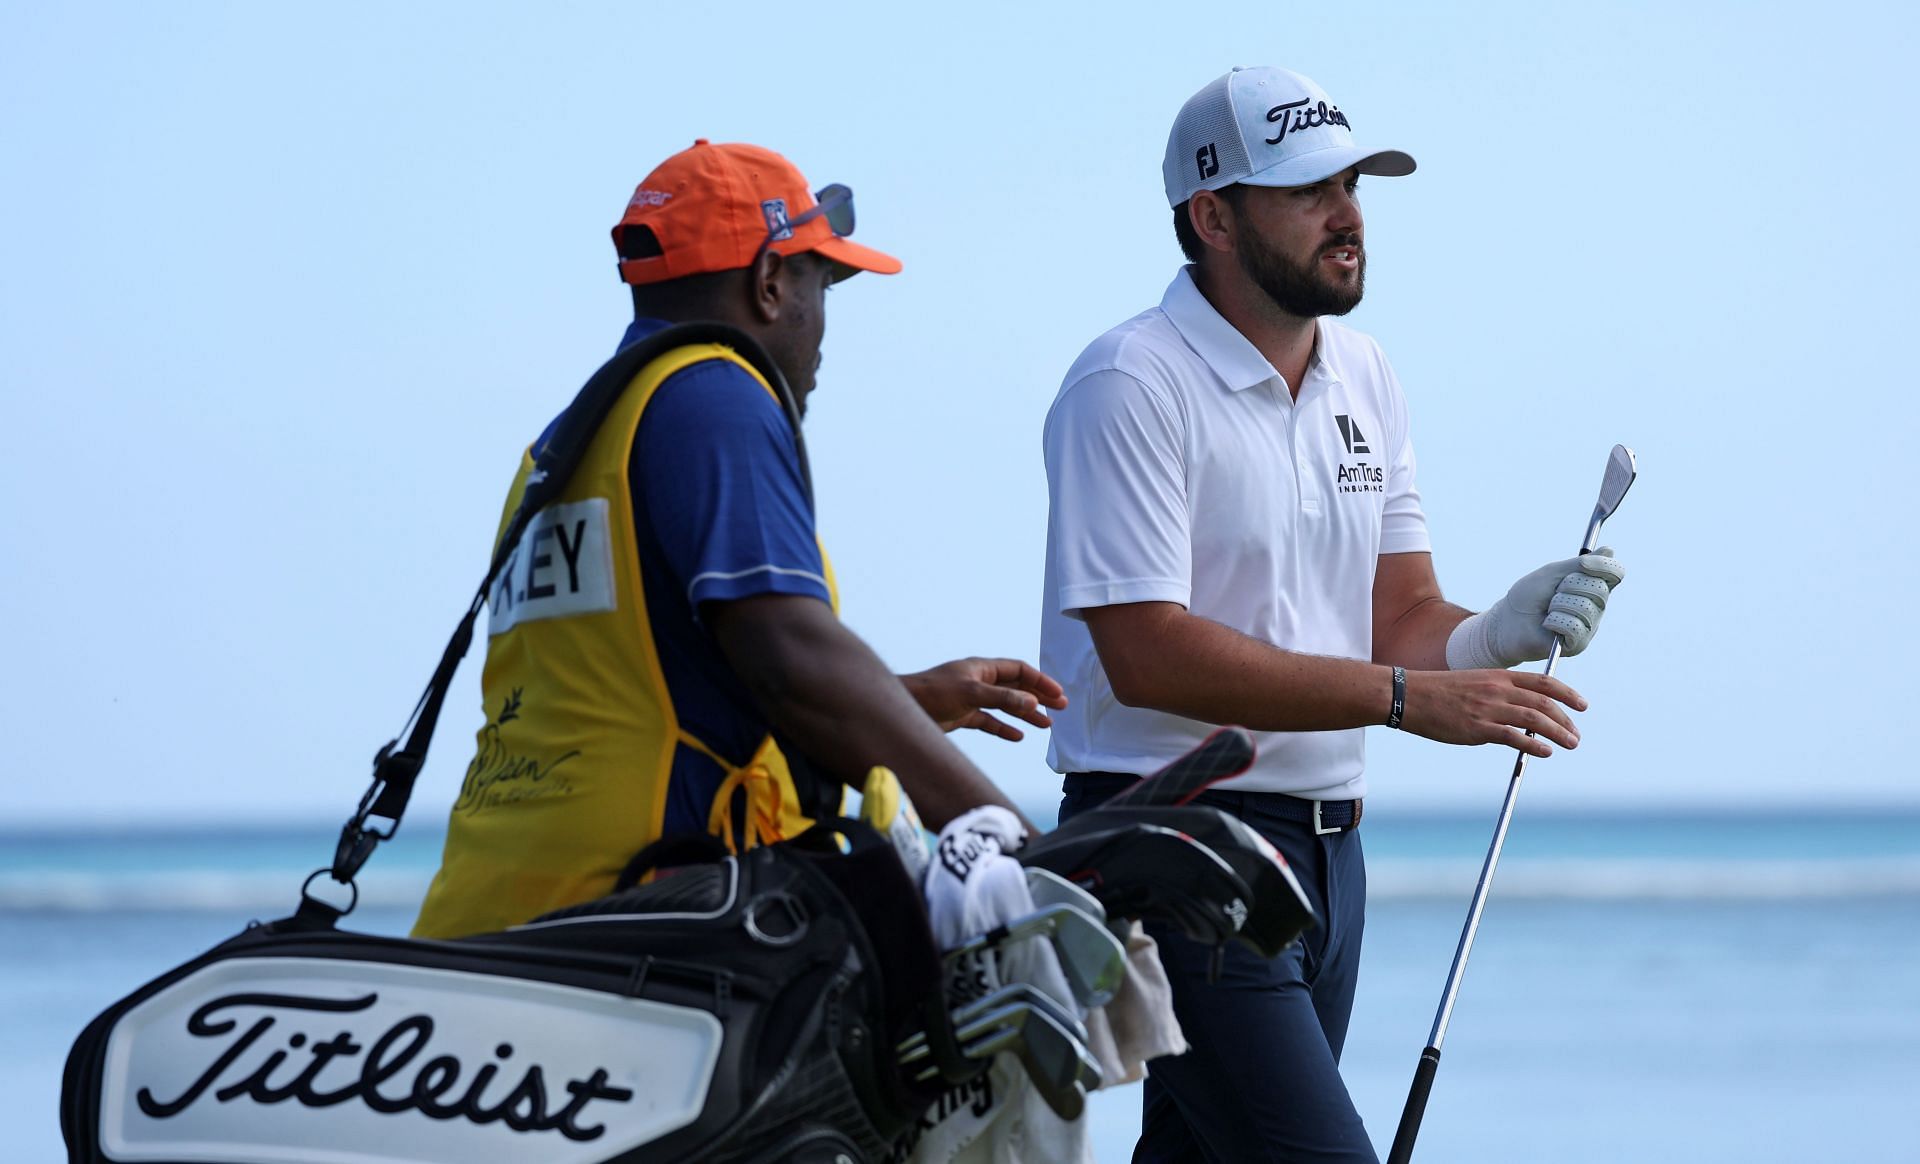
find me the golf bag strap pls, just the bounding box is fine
[331,322,809,886]
[615,833,733,891]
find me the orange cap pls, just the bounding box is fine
[612,140,902,285]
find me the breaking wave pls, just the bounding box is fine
[5,858,1919,912]
[1365,857,1920,900]
[0,871,432,913]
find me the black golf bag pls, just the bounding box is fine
[60,323,981,1163]
[62,822,980,1164]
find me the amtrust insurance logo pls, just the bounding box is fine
[1334,414,1370,455]
[1334,414,1383,494]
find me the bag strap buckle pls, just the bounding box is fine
[330,744,409,884]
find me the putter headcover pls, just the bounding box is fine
[1019,804,1316,958]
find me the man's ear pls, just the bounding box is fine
[748,248,786,324]
[1188,189,1237,257]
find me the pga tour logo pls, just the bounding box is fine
[98,958,722,1164]
[761,198,794,241]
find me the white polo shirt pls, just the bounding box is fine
[1040,267,1430,798]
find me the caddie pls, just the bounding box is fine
[415,139,1063,939]
[1039,68,1626,1161]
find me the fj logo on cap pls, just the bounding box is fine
[1196,143,1219,181]
[761,199,793,241]
[1335,414,1371,455]
[1265,98,1352,146]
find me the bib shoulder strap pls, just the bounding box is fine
[500,322,808,569]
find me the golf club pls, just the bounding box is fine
[972,996,1104,1119]
[932,984,1101,1119]
[1025,866,1107,923]
[1386,444,1637,1164]
[898,994,1028,1069]
[1028,865,1142,976]
[898,983,1103,1116]
[1103,726,1258,809]
[943,902,1128,1010]
[1071,805,1316,957]
[1020,820,1254,949]
[898,983,1087,1066]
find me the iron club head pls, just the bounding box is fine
[1598,444,1637,520]
[960,993,1102,1120]
[1580,443,1638,553]
[902,981,1104,1116]
[943,902,1127,1010]
[1026,866,1105,923]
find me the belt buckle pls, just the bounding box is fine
[1312,799,1340,836]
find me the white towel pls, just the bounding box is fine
[905,809,1092,1164]
[961,918,1094,1164]
[922,807,1027,934]
[1082,922,1187,1087]
[903,809,1187,1161]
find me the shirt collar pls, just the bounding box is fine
[1160,266,1339,394]
[617,316,672,354]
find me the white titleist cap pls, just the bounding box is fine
[1163,66,1416,207]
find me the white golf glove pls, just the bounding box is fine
[1446,547,1626,670]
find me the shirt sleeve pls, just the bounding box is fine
[1375,349,1432,555]
[631,359,831,609]
[1043,367,1192,618]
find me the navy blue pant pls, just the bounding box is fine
[1060,776,1378,1164]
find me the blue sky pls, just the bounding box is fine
[4,0,1916,823]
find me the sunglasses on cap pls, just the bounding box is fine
[753,184,855,265]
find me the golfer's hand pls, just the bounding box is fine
[1400,669,1586,758]
[899,658,1068,742]
[1446,548,1626,669]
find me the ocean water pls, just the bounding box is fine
[6,809,1919,1163]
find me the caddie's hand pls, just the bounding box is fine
[1445,547,1626,669]
[899,658,1069,742]
[1399,668,1587,758]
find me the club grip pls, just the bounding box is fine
[1386,1046,1442,1164]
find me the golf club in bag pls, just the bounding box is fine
[1020,809,1317,960]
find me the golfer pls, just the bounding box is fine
[1040,67,1626,1160]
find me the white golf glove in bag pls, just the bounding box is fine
[1446,547,1626,670]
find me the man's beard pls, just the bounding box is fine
[1236,230,1365,318]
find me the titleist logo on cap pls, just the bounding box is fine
[1265,98,1352,145]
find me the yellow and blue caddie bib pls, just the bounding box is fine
[413,340,836,939]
